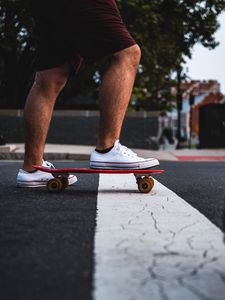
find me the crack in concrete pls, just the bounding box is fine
[187,236,195,250]
[153,251,185,257]
[158,282,171,300]
[169,230,176,239]
[147,259,166,281]
[163,240,175,253]
[177,277,211,300]
[203,250,208,258]
[115,238,128,249]
[176,221,199,234]
[120,224,126,230]
[190,257,218,276]
[150,212,162,234]
[138,203,148,214]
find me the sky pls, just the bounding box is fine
[186,12,225,94]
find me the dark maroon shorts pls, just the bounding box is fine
[30,0,136,71]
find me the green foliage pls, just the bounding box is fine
[0,0,35,108]
[117,0,225,110]
[0,0,224,109]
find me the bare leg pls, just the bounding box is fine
[96,44,141,150]
[23,64,70,171]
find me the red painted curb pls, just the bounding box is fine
[176,156,225,161]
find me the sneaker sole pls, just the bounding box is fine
[17,176,78,188]
[17,181,48,188]
[90,159,159,169]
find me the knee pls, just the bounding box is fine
[129,44,141,67]
[113,44,141,71]
[34,69,69,97]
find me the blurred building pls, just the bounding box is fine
[171,80,225,146]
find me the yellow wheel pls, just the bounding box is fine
[47,178,63,193]
[137,177,154,193]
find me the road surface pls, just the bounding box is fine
[0,161,224,300]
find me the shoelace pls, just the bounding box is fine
[115,142,138,157]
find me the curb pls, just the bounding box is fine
[0,153,90,160]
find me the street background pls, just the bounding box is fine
[1,1,225,299]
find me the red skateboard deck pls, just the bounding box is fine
[33,165,164,193]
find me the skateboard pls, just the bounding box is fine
[33,165,164,193]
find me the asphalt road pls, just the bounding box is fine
[0,160,224,300]
[159,161,225,231]
[0,161,98,300]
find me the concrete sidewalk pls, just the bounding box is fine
[1,143,225,161]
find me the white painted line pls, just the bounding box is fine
[93,174,225,300]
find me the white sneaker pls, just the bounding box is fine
[17,161,77,187]
[90,140,159,169]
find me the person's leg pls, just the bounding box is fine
[23,63,70,171]
[96,44,141,150]
[91,44,159,169]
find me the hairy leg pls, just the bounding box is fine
[96,44,141,150]
[23,64,70,171]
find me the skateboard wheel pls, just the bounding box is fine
[137,177,154,193]
[47,178,63,193]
